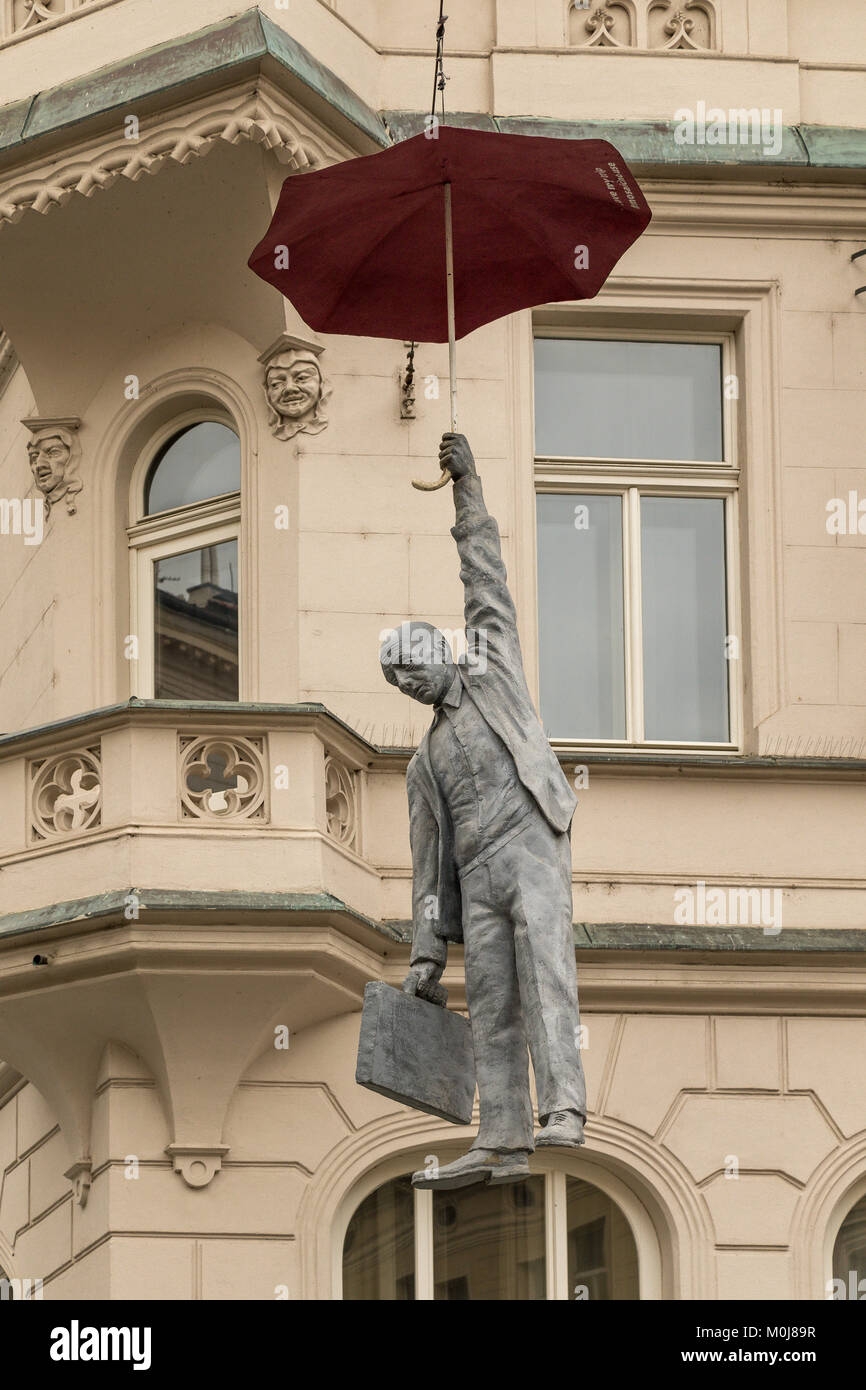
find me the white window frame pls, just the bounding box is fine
[336,1152,661,1300]
[533,326,742,753]
[127,408,242,700]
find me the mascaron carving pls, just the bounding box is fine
[179,735,267,822]
[259,333,331,442]
[30,746,102,840]
[24,416,82,516]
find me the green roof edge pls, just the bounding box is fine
[0,8,389,157]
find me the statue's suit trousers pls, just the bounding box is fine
[460,812,587,1153]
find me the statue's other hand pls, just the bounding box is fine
[439,432,476,482]
[402,960,446,1006]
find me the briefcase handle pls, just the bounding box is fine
[402,974,448,1008]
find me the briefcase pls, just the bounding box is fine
[355,980,476,1126]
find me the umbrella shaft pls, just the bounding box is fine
[444,181,457,431]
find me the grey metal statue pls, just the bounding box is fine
[379,433,587,1190]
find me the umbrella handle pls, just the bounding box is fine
[412,182,457,492]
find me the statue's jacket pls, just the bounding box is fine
[407,472,577,967]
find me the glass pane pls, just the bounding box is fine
[534,339,723,462]
[566,1178,639,1301]
[537,494,625,740]
[343,1176,415,1300]
[832,1194,866,1298]
[154,540,239,700]
[145,422,240,514]
[641,497,728,742]
[433,1176,546,1300]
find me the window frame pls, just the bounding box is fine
[336,1150,661,1301]
[127,407,242,701]
[533,326,742,754]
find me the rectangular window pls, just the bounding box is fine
[153,539,239,700]
[534,333,738,749]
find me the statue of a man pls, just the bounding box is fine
[26,425,83,516]
[380,433,587,1191]
[263,347,331,440]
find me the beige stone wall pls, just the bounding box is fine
[0,0,864,1303]
[3,1003,866,1300]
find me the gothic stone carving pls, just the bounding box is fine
[259,333,332,442]
[30,745,101,840]
[324,754,358,851]
[179,735,267,822]
[24,416,82,516]
[648,0,714,50]
[569,0,715,50]
[0,81,348,231]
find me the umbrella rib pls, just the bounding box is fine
[310,194,438,330]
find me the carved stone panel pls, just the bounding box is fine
[324,754,358,852]
[30,746,102,841]
[258,333,331,442]
[568,0,716,50]
[179,735,267,822]
[23,416,83,517]
[648,0,715,50]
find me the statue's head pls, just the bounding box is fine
[380,621,455,706]
[27,428,74,495]
[264,348,331,439]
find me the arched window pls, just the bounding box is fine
[832,1193,866,1300]
[128,416,241,700]
[342,1168,640,1301]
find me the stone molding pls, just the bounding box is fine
[0,79,349,230]
[568,0,717,52]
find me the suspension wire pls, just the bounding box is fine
[430,0,448,128]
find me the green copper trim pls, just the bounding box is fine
[382,112,866,172]
[0,9,388,156]
[0,887,402,944]
[2,890,865,956]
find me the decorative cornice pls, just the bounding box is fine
[3,888,866,961]
[0,80,347,229]
[0,700,864,778]
[382,111,866,179]
[0,10,387,155]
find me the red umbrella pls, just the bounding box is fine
[249,125,650,487]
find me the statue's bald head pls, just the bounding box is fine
[380,621,455,706]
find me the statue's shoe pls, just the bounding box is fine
[534,1111,586,1148]
[411,1148,531,1190]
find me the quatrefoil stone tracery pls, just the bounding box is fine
[179,736,266,822]
[30,747,102,840]
[324,755,358,849]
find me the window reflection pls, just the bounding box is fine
[832,1193,866,1296]
[641,497,728,742]
[145,422,240,515]
[343,1176,415,1300]
[537,493,625,740]
[534,338,723,462]
[154,540,238,700]
[567,1177,639,1300]
[433,1176,546,1300]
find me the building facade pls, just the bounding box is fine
[0,0,865,1300]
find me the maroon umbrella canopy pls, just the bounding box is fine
[248,125,651,343]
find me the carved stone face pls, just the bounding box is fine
[28,433,70,495]
[265,358,322,423]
